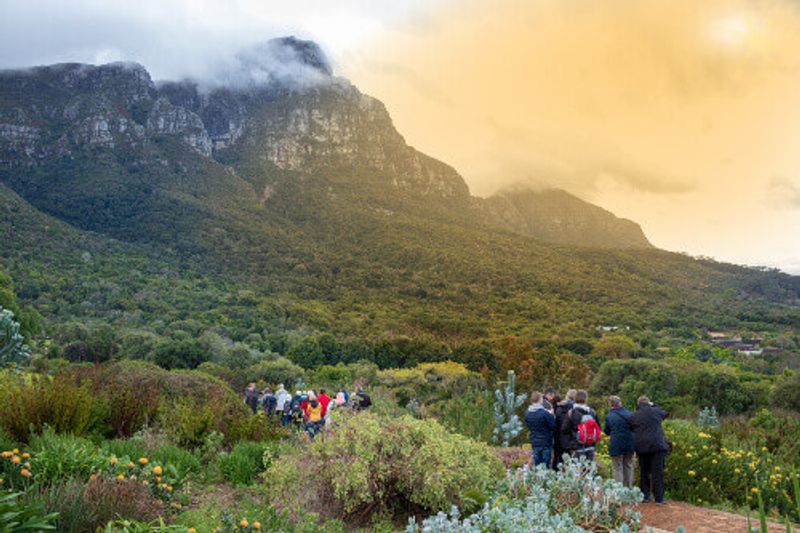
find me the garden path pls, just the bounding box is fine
[640,500,791,532]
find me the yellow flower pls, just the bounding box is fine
[142,480,149,486]
[253,522,261,530]
[172,502,182,509]
[685,453,692,458]
[116,474,125,480]
[751,487,759,494]
[90,474,97,480]
[10,456,20,465]
[188,529,196,533]
[127,462,135,469]
[21,453,30,459]
[735,468,741,474]
[712,459,717,464]
[12,448,19,454]
[20,468,31,478]
[138,457,149,465]
[156,476,162,483]
[239,519,249,528]
[697,498,703,503]
[110,457,118,465]
[761,447,768,452]
[688,470,696,477]
[774,466,780,471]
[702,477,708,482]
[166,485,173,492]
[152,465,163,476]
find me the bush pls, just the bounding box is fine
[266,412,503,524]
[376,361,484,405]
[771,372,800,412]
[217,441,271,486]
[407,457,642,533]
[28,428,108,485]
[36,477,166,533]
[243,357,305,389]
[663,419,798,519]
[0,492,57,532]
[0,371,110,442]
[149,443,201,481]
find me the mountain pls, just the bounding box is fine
[1,37,799,352]
[485,188,652,249]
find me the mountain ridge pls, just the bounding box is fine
[1,38,798,346]
[0,37,649,249]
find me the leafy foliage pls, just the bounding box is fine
[0,308,30,367]
[407,457,642,533]
[0,492,57,532]
[266,411,503,524]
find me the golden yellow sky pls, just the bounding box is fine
[340,0,800,272]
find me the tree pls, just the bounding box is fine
[0,307,30,367]
[592,335,638,360]
[153,338,208,369]
[493,370,527,447]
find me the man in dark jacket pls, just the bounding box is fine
[629,396,670,503]
[604,395,635,487]
[563,390,600,461]
[524,391,556,468]
[553,389,576,469]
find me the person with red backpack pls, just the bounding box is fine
[562,389,601,461]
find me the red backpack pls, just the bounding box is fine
[577,414,602,446]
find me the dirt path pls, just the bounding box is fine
[639,501,790,533]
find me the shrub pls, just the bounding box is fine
[101,438,148,463]
[0,371,110,442]
[266,412,504,524]
[243,357,305,389]
[771,372,800,413]
[376,361,484,405]
[407,458,642,533]
[663,419,798,519]
[217,441,270,486]
[37,477,166,533]
[149,443,201,481]
[28,428,108,485]
[430,391,495,444]
[0,492,57,532]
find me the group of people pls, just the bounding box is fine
[243,383,372,439]
[525,388,670,504]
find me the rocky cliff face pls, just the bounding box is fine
[0,37,468,200]
[0,36,650,249]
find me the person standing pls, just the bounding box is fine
[524,391,556,468]
[275,384,291,426]
[318,389,332,418]
[543,387,557,411]
[563,390,601,461]
[630,396,670,504]
[262,387,277,418]
[604,395,635,487]
[354,386,372,411]
[244,383,259,415]
[554,389,576,469]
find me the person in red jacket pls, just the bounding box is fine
[317,389,331,417]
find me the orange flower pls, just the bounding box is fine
[152,465,163,476]
[20,468,32,477]
[10,456,20,465]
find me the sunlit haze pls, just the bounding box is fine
[2,0,800,272]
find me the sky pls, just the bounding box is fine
[1,0,800,273]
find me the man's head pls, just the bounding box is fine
[609,395,622,408]
[637,395,651,406]
[575,389,588,405]
[565,389,577,402]
[530,391,543,405]
[319,389,326,395]
[544,387,557,401]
